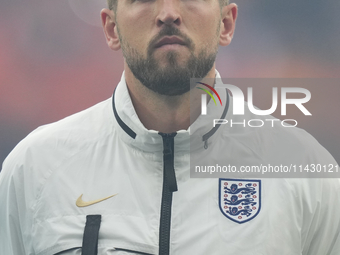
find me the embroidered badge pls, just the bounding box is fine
[219,179,261,224]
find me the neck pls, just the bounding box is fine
[124,63,216,133]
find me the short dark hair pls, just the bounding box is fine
[107,0,117,11]
[107,0,229,11]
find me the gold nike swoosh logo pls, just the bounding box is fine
[76,193,118,207]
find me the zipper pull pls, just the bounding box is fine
[160,132,176,156]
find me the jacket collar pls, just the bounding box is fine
[111,71,230,153]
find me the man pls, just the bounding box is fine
[0,0,339,254]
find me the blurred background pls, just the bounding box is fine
[0,0,339,167]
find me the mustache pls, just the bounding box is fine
[148,26,194,53]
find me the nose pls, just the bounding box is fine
[156,0,181,26]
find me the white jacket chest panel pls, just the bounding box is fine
[32,141,306,255]
[32,140,161,255]
[170,178,303,255]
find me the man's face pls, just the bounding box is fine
[114,0,223,96]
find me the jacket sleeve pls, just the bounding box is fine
[0,150,35,255]
[302,178,340,255]
[0,161,25,254]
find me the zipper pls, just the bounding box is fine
[158,132,177,255]
[81,215,102,255]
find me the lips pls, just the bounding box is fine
[154,36,186,48]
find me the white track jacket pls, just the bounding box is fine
[1,72,340,255]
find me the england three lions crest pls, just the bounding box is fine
[219,179,261,224]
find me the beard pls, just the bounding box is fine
[118,25,218,96]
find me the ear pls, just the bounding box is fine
[219,3,238,47]
[101,8,121,51]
